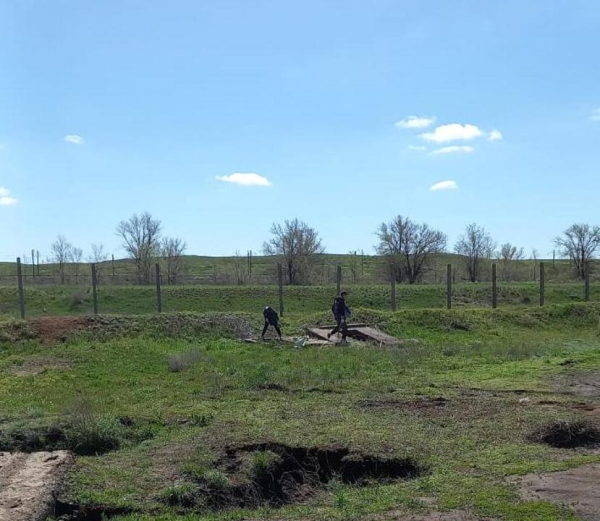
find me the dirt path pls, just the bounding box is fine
[0,451,73,521]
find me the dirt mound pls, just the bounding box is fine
[29,316,90,343]
[518,463,600,520]
[195,442,421,510]
[0,451,73,521]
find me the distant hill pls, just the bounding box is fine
[0,252,583,287]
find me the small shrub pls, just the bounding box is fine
[168,348,202,373]
[206,370,226,399]
[528,419,600,448]
[69,291,85,310]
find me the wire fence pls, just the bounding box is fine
[1,258,597,320]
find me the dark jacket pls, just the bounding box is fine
[263,307,279,325]
[331,296,350,319]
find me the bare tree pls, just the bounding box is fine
[499,243,525,281]
[555,223,600,279]
[232,250,245,285]
[50,234,73,284]
[116,212,162,284]
[71,247,83,284]
[88,244,109,283]
[454,223,495,282]
[531,248,539,281]
[161,237,187,285]
[376,216,447,284]
[348,250,360,283]
[262,218,325,285]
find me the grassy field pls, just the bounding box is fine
[0,282,597,318]
[0,304,599,520]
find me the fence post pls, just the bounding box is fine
[336,264,342,295]
[16,257,25,319]
[585,261,590,302]
[36,251,40,277]
[492,263,498,309]
[447,264,452,310]
[91,263,98,315]
[31,249,35,278]
[390,270,397,311]
[155,263,162,313]
[539,262,545,306]
[112,254,115,281]
[277,263,284,317]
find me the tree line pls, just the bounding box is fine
[264,217,600,285]
[46,213,600,285]
[48,212,186,285]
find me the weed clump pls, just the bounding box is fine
[528,419,600,448]
[167,348,202,372]
[0,396,155,455]
[157,483,199,507]
[69,291,86,310]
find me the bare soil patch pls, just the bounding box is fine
[29,316,90,344]
[358,396,449,413]
[518,463,600,521]
[369,510,495,521]
[553,370,600,400]
[0,450,73,521]
[8,357,73,377]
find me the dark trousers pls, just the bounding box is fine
[262,321,282,337]
[330,317,348,339]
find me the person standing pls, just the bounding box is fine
[261,306,283,341]
[328,291,350,344]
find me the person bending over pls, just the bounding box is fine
[261,306,283,341]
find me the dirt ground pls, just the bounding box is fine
[0,451,73,521]
[553,370,600,400]
[518,463,600,521]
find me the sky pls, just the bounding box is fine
[1,0,599,261]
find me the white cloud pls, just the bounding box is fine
[421,123,484,143]
[408,145,427,151]
[0,187,17,205]
[430,180,458,191]
[591,109,600,121]
[64,134,84,145]
[216,172,271,186]
[396,115,435,129]
[430,145,474,155]
[488,129,503,141]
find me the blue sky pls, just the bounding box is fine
[1,0,599,261]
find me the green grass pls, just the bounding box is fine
[0,281,597,318]
[1,304,599,520]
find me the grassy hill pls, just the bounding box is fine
[0,252,585,287]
